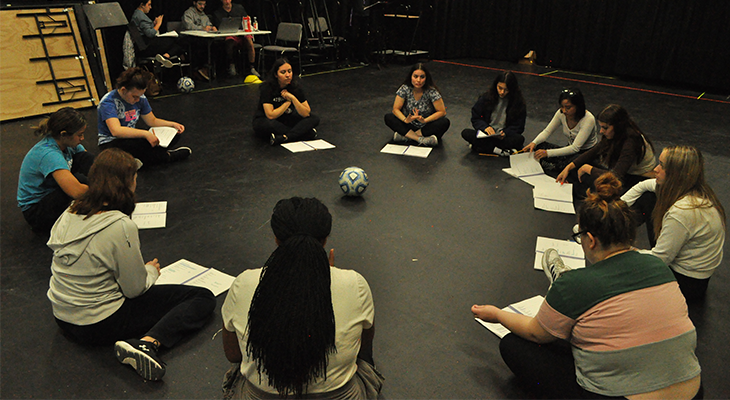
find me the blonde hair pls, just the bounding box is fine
[653,146,726,239]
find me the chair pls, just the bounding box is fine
[259,22,303,76]
[125,22,190,78]
[306,17,344,48]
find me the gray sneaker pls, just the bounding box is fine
[249,67,261,78]
[542,248,571,287]
[417,135,438,147]
[393,132,408,143]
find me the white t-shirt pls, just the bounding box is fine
[222,266,374,394]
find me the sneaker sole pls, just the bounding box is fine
[115,342,166,381]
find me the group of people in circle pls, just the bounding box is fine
[14,59,725,398]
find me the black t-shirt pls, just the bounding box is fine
[212,3,247,28]
[254,84,308,120]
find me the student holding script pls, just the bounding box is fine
[472,173,702,399]
[461,71,526,156]
[221,197,384,398]
[98,67,191,167]
[47,149,215,381]
[253,59,320,146]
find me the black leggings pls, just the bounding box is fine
[384,113,450,140]
[461,128,524,154]
[56,285,215,347]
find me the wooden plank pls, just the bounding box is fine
[0,8,99,121]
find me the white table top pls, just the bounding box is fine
[180,30,271,38]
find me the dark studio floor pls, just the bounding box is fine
[2,59,729,399]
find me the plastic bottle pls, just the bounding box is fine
[252,17,258,31]
[243,16,252,32]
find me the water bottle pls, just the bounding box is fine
[252,17,258,31]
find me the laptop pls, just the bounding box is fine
[215,17,240,34]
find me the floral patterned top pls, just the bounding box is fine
[395,85,443,129]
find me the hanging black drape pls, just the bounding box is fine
[429,0,730,91]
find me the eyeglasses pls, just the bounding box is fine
[571,229,587,244]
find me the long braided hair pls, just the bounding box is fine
[246,197,336,397]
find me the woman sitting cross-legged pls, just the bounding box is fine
[252,58,320,146]
[556,104,656,202]
[461,71,526,156]
[472,173,702,399]
[384,63,449,147]
[17,107,95,233]
[47,148,216,381]
[521,88,598,173]
[221,197,383,399]
[621,145,726,302]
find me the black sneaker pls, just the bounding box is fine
[270,134,285,145]
[168,147,191,162]
[497,148,518,157]
[114,339,166,381]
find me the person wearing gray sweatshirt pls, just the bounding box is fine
[47,148,215,381]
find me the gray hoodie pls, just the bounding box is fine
[47,209,159,325]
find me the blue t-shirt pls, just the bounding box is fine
[97,89,152,145]
[17,136,85,211]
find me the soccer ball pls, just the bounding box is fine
[338,166,369,196]
[176,77,194,93]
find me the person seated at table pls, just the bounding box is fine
[98,67,191,167]
[472,172,702,399]
[182,0,217,81]
[385,63,449,147]
[461,71,526,156]
[17,107,95,233]
[221,197,383,398]
[521,88,598,173]
[621,145,726,302]
[131,0,185,67]
[212,0,259,77]
[253,58,320,145]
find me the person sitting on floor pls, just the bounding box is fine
[621,145,726,302]
[212,0,260,77]
[461,71,526,156]
[182,0,217,81]
[221,197,383,398]
[472,172,702,399]
[556,104,656,201]
[521,88,598,173]
[17,107,95,233]
[385,63,450,147]
[97,67,191,167]
[47,148,216,381]
[252,58,320,145]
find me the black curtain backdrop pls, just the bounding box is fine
[94,0,730,91]
[430,0,730,92]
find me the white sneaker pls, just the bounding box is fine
[542,248,572,287]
